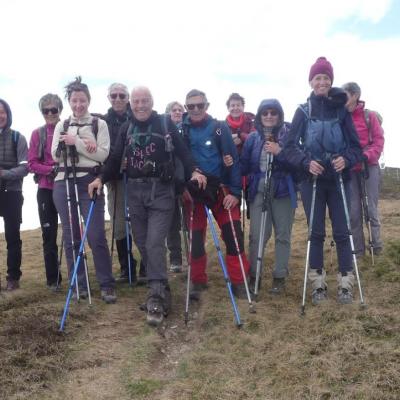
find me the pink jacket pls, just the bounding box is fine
[28,124,57,189]
[351,101,384,171]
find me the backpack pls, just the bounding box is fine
[364,109,383,145]
[299,101,346,163]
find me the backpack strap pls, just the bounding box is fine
[38,125,47,160]
[11,130,20,159]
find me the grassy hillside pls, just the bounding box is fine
[0,199,399,400]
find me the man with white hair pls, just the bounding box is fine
[89,86,206,326]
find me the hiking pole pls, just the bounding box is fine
[70,146,92,304]
[110,181,118,260]
[338,173,366,307]
[178,194,193,325]
[300,175,317,316]
[61,143,80,299]
[360,163,374,265]
[204,205,242,328]
[254,152,274,299]
[329,240,335,270]
[222,186,255,313]
[59,192,97,332]
[56,235,64,290]
[242,177,246,243]
[123,171,133,285]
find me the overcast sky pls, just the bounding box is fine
[1,0,398,231]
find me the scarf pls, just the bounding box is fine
[226,114,245,131]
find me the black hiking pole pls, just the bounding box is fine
[300,175,318,316]
[59,192,97,332]
[61,143,80,299]
[329,240,335,270]
[178,194,193,325]
[56,236,64,290]
[123,171,133,285]
[110,182,118,260]
[359,163,374,265]
[205,205,242,328]
[337,172,366,307]
[69,146,92,304]
[222,187,255,313]
[254,152,274,299]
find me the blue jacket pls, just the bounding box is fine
[182,114,242,198]
[240,99,298,206]
[241,124,298,204]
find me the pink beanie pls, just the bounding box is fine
[309,57,334,82]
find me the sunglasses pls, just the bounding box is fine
[261,110,278,117]
[186,103,206,111]
[110,93,127,100]
[42,107,59,115]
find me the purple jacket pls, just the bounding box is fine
[28,124,57,189]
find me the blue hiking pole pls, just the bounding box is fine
[123,171,133,285]
[59,192,97,332]
[204,205,242,328]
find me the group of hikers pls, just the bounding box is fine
[0,56,384,326]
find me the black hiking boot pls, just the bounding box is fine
[145,281,171,327]
[189,282,208,301]
[268,277,286,295]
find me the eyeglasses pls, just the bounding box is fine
[110,93,127,100]
[261,110,278,117]
[42,107,59,115]
[186,103,206,111]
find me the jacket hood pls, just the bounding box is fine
[0,98,12,131]
[255,98,284,134]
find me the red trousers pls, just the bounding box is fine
[184,190,249,285]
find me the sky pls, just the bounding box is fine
[0,0,399,231]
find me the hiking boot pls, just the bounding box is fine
[189,282,208,301]
[47,282,61,292]
[146,295,165,326]
[170,263,183,273]
[72,287,89,301]
[101,288,117,304]
[232,283,248,299]
[337,271,355,305]
[268,277,286,295]
[145,281,171,327]
[312,287,328,305]
[337,288,353,304]
[6,279,19,291]
[116,268,137,285]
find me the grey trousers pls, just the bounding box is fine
[53,175,115,289]
[350,165,383,254]
[167,198,182,265]
[128,179,175,281]
[106,179,128,241]
[249,193,295,279]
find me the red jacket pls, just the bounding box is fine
[351,101,384,171]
